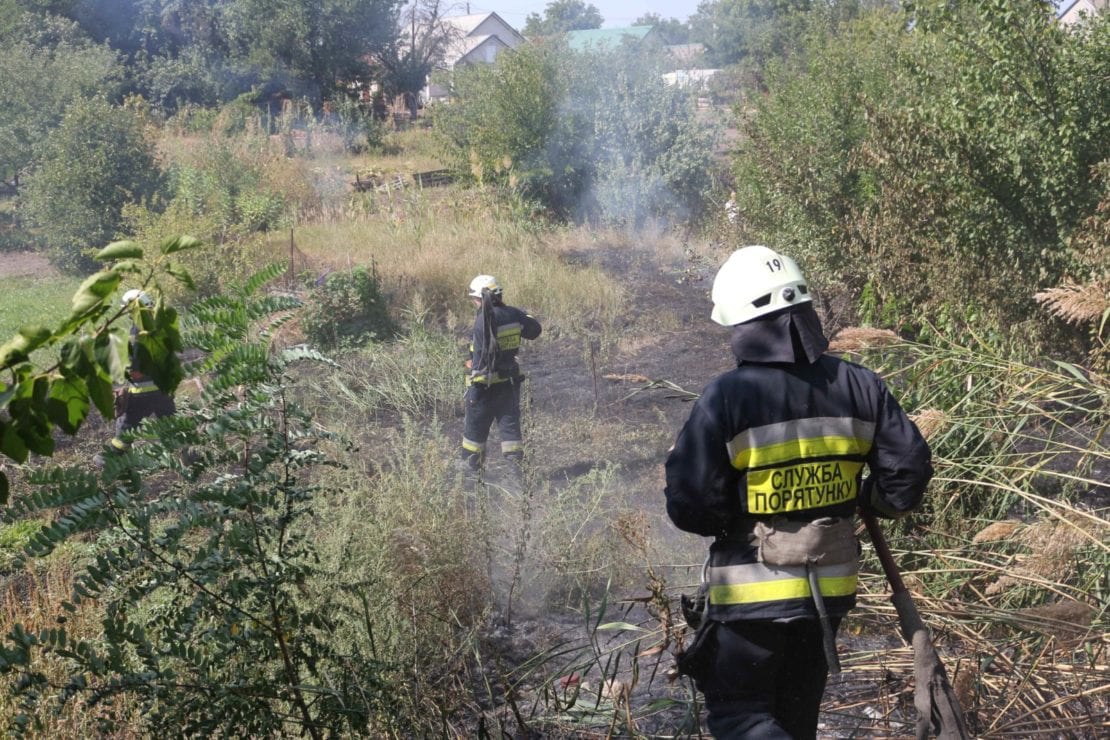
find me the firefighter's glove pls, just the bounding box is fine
[680,582,709,630]
[859,476,905,520]
[674,617,716,682]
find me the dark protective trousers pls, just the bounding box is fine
[111,389,176,451]
[460,379,523,467]
[687,618,840,739]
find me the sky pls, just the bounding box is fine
[458,1,704,30]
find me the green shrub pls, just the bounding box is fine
[731,3,1109,353]
[22,99,164,273]
[301,267,395,349]
[327,95,387,153]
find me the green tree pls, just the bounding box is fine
[588,49,718,226]
[26,0,401,109]
[523,0,603,36]
[634,12,691,44]
[22,99,164,273]
[731,1,1109,352]
[372,0,460,118]
[0,12,122,188]
[688,0,814,68]
[436,42,585,215]
[731,9,908,291]
[221,0,400,103]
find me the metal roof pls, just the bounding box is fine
[564,26,656,52]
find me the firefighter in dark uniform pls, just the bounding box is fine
[665,246,932,739]
[459,275,542,471]
[97,289,177,464]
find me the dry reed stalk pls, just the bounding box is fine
[601,373,652,384]
[973,520,1023,543]
[828,327,903,352]
[982,514,1100,596]
[910,407,948,440]
[1034,281,1110,325]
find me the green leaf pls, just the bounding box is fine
[596,621,646,632]
[160,235,201,255]
[19,326,53,353]
[1051,360,1089,384]
[0,338,31,370]
[110,260,144,275]
[164,262,196,292]
[95,241,144,261]
[46,376,90,434]
[0,326,51,368]
[2,421,29,463]
[69,270,121,318]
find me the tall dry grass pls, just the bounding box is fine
[280,192,627,337]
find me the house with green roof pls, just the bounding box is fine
[563,26,659,52]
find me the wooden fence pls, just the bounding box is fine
[352,169,455,193]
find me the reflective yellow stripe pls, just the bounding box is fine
[501,440,523,453]
[128,384,162,394]
[708,560,858,605]
[469,373,511,385]
[110,438,131,450]
[461,438,485,453]
[710,573,858,605]
[732,435,872,469]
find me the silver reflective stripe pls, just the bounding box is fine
[727,417,876,461]
[708,560,858,587]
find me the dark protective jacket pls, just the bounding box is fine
[664,307,931,622]
[468,303,542,385]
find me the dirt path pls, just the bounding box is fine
[0,251,55,279]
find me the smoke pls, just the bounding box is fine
[549,43,719,230]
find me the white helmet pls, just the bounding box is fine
[710,246,811,326]
[121,289,153,308]
[468,274,502,299]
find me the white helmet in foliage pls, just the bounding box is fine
[121,289,154,308]
[468,274,502,299]
[710,246,811,326]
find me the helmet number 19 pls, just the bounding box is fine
[766,258,784,272]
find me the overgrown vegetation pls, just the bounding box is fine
[731,1,1110,355]
[0,0,1107,736]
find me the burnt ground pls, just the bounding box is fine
[457,239,930,738]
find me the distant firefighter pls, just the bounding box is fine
[459,275,542,472]
[95,290,177,466]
